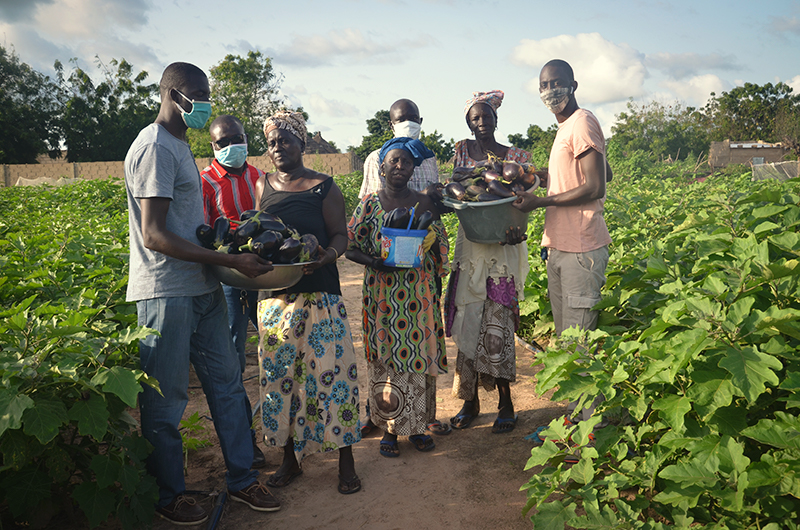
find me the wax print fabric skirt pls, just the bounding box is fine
[257,292,361,462]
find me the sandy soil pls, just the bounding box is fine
[150,258,565,530]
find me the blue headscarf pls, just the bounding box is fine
[378,137,435,167]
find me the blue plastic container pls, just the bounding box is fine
[380,207,427,268]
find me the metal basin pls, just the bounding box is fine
[208,263,309,291]
[441,177,539,244]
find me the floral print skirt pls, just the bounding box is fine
[257,292,361,462]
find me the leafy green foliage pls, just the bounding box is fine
[705,82,800,143]
[508,123,558,169]
[420,129,455,163]
[0,179,159,528]
[520,166,800,529]
[55,57,159,162]
[610,99,710,161]
[179,411,212,474]
[0,45,62,163]
[352,110,393,161]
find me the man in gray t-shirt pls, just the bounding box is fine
[124,62,279,525]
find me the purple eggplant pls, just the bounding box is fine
[212,217,232,249]
[276,238,303,264]
[196,224,214,248]
[445,182,467,201]
[487,179,514,198]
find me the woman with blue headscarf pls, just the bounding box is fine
[346,137,449,457]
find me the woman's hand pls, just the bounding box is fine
[302,245,337,275]
[369,256,405,273]
[500,226,528,246]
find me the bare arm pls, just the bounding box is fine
[302,179,348,273]
[512,148,606,212]
[140,197,272,277]
[605,158,613,183]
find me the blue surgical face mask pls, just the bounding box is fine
[214,144,248,168]
[174,90,212,129]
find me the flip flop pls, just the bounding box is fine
[408,434,436,452]
[449,412,477,430]
[426,420,452,435]
[337,473,361,495]
[379,439,400,458]
[524,425,549,444]
[266,469,303,488]
[491,414,519,434]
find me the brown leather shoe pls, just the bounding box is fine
[229,481,281,512]
[156,494,208,526]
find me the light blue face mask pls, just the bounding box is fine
[174,90,212,129]
[214,144,248,168]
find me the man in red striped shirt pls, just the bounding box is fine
[201,114,266,468]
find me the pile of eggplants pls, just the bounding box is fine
[383,204,434,231]
[444,156,539,203]
[196,209,319,264]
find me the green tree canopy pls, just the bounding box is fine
[0,45,61,164]
[55,57,158,162]
[508,124,558,168]
[610,100,710,161]
[420,129,455,164]
[704,82,800,142]
[188,51,290,157]
[352,110,392,161]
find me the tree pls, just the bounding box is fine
[610,100,709,161]
[508,124,558,168]
[0,45,61,164]
[704,82,800,142]
[420,129,454,163]
[188,51,289,157]
[55,57,159,162]
[353,110,392,161]
[774,102,800,159]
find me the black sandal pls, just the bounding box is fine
[337,474,362,495]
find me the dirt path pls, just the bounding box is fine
[154,258,565,529]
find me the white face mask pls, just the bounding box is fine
[392,120,421,140]
[540,86,573,114]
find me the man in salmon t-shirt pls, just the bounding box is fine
[512,59,613,451]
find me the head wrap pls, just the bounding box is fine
[263,110,307,147]
[463,90,504,116]
[378,137,435,167]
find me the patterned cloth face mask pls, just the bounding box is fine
[540,86,573,114]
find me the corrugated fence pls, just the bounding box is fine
[2,153,364,187]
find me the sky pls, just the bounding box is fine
[3,0,800,154]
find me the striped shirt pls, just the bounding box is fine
[200,159,264,225]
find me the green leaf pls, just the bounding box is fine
[91,366,142,407]
[707,405,749,438]
[754,220,781,234]
[0,467,52,517]
[90,454,122,489]
[0,390,35,437]
[21,398,69,444]
[72,481,115,528]
[529,500,576,530]
[68,393,110,440]
[686,368,734,418]
[752,203,789,219]
[780,371,800,391]
[659,460,717,486]
[652,482,705,507]
[645,254,669,278]
[116,325,159,345]
[0,429,36,470]
[718,346,782,403]
[524,441,560,469]
[570,454,596,485]
[652,395,692,431]
[741,412,800,450]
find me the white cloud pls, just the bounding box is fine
[304,93,360,119]
[646,52,739,79]
[510,33,648,105]
[661,74,730,106]
[786,74,800,93]
[35,0,149,39]
[0,0,54,22]
[267,28,436,67]
[770,15,800,36]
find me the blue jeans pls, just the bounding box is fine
[223,285,259,434]
[223,285,259,370]
[137,286,257,508]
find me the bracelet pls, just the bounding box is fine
[327,246,339,261]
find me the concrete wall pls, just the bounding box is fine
[710,140,789,168]
[2,152,363,188]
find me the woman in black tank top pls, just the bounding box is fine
[252,112,361,495]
